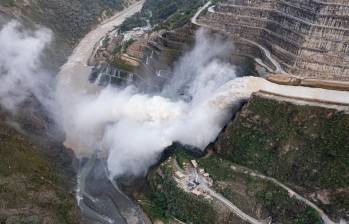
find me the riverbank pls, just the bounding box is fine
[55,1,147,223]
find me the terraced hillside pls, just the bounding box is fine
[198,0,349,81]
[89,25,196,89]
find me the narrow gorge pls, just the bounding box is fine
[0,0,348,224]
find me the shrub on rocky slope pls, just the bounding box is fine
[216,91,349,220]
[141,92,348,223]
[0,121,80,223]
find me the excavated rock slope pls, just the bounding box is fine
[198,0,349,81]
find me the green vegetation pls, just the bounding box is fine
[120,13,148,32]
[218,94,349,190]
[165,48,182,61]
[120,0,203,31]
[2,0,15,7]
[100,0,124,8]
[143,149,325,224]
[256,184,322,224]
[0,123,79,223]
[111,38,135,56]
[139,94,349,223]
[112,45,122,55]
[1,0,125,43]
[199,155,322,224]
[123,38,136,52]
[175,149,193,169]
[198,155,236,181]
[163,7,198,29]
[110,38,137,72]
[112,58,137,72]
[140,158,218,223]
[138,190,169,221]
[211,0,224,4]
[102,36,111,48]
[142,0,202,26]
[105,8,113,17]
[293,209,323,224]
[198,153,324,223]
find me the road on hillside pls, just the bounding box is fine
[191,1,286,74]
[57,0,145,95]
[229,165,343,224]
[187,169,267,224]
[209,76,349,110]
[206,187,266,224]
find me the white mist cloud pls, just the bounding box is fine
[0,21,243,178]
[162,29,235,101]
[62,29,240,177]
[0,21,53,112]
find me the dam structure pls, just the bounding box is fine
[197,0,349,81]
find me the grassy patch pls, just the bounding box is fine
[256,183,322,224]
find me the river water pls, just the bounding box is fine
[77,155,145,224]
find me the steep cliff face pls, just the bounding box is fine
[0,5,93,223]
[0,115,80,223]
[198,0,349,81]
[216,91,349,220]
